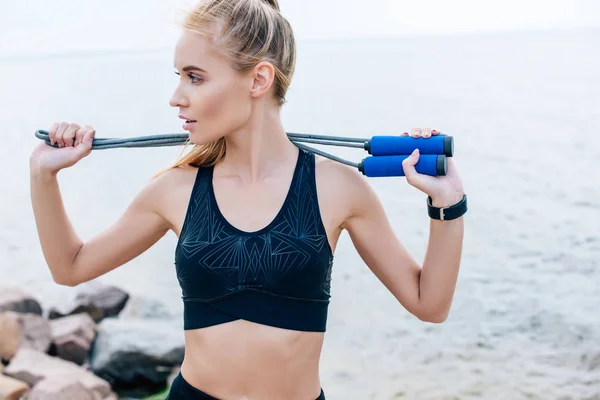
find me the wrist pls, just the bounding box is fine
[430,192,464,208]
[30,163,58,182]
[427,192,468,221]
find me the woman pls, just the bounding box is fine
[29,0,466,399]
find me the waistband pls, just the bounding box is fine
[167,372,326,400]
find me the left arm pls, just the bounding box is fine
[342,128,465,323]
[419,195,464,322]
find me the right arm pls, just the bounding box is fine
[30,167,170,286]
[29,122,171,287]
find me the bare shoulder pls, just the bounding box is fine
[313,154,370,231]
[152,164,199,188]
[314,153,364,188]
[141,164,200,233]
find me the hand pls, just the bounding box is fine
[29,122,96,175]
[401,127,464,207]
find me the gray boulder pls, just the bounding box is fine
[50,313,97,365]
[4,347,112,398]
[49,282,129,323]
[28,375,95,400]
[0,287,42,315]
[89,318,184,392]
[119,295,179,320]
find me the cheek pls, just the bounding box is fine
[198,81,250,132]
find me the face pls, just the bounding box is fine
[170,30,254,144]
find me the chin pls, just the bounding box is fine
[185,131,198,145]
[188,135,203,146]
[188,131,219,146]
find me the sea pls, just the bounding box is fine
[1,25,599,399]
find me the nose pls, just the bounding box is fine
[169,85,190,108]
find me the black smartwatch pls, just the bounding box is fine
[427,194,468,221]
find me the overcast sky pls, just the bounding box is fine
[1,0,598,56]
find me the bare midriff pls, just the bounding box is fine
[180,319,325,400]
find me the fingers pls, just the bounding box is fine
[52,122,68,147]
[53,122,78,148]
[48,122,59,145]
[402,148,421,185]
[401,128,439,138]
[75,125,94,147]
[76,129,96,157]
[64,123,80,147]
[49,122,95,148]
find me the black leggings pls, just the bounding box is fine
[166,372,326,400]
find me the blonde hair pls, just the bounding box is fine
[154,0,296,177]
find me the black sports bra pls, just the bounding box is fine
[174,148,334,332]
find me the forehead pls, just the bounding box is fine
[173,30,222,69]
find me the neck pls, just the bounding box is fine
[219,104,298,184]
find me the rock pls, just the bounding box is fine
[28,375,95,400]
[119,295,177,320]
[49,282,129,323]
[17,313,52,354]
[4,347,111,399]
[0,312,23,360]
[48,303,104,323]
[89,318,184,392]
[0,312,51,361]
[0,287,42,315]
[0,374,29,400]
[50,313,97,365]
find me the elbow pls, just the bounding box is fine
[52,272,79,287]
[420,314,448,324]
[416,309,449,324]
[51,247,84,287]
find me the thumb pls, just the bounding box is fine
[402,148,421,183]
[77,130,95,156]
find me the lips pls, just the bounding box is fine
[183,121,197,131]
[179,113,196,122]
[179,113,197,130]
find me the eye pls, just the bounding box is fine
[173,71,203,84]
[188,74,203,84]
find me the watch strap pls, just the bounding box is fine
[427,194,467,221]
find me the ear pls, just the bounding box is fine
[250,62,275,99]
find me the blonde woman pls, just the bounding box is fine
[29,0,467,398]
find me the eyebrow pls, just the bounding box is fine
[175,65,207,73]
